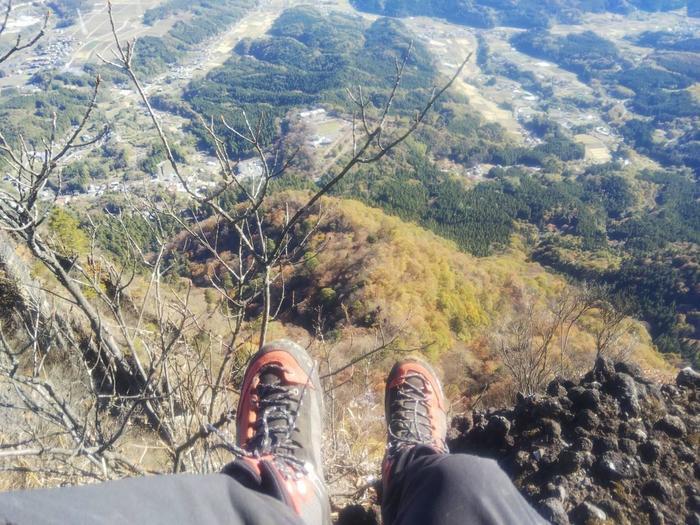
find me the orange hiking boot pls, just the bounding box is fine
[235,340,330,525]
[384,358,448,457]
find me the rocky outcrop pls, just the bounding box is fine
[448,358,700,525]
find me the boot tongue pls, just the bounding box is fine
[260,370,282,387]
[404,375,426,392]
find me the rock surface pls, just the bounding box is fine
[336,359,699,525]
[447,358,700,525]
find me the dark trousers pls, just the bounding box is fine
[382,446,547,525]
[0,449,546,524]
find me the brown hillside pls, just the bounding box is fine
[174,194,671,402]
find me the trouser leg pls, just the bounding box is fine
[382,446,547,525]
[0,466,304,525]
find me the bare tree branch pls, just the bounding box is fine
[0,2,48,65]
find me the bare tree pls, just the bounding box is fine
[496,302,559,396]
[549,282,595,375]
[0,0,48,65]
[589,292,632,360]
[0,292,147,483]
[0,0,470,485]
[99,0,471,346]
[496,283,635,396]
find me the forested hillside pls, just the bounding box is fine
[1,3,697,365]
[133,0,257,76]
[169,8,439,154]
[333,2,700,365]
[0,0,697,500]
[351,0,688,28]
[161,194,669,393]
[510,29,700,172]
[329,146,699,364]
[149,9,586,173]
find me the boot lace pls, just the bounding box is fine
[388,373,440,451]
[208,360,318,478]
[249,364,303,461]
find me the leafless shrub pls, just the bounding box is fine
[0,0,469,484]
[495,283,632,397]
[0,0,48,65]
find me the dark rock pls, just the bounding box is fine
[472,413,487,427]
[677,367,700,389]
[577,389,601,411]
[447,360,699,525]
[688,414,700,433]
[534,398,564,420]
[619,421,648,442]
[567,386,586,405]
[336,505,378,525]
[688,495,700,512]
[572,426,591,440]
[570,501,607,524]
[539,498,570,525]
[648,507,665,525]
[643,479,672,502]
[557,450,583,474]
[687,513,700,525]
[598,499,624,522]
[638,463,650,477]
[607,372,640,417]
[631,428,648,442]
[640,500,665,525]
[594,451,637,482]
[561,378,576,390]
[593,357,616,380]
[485,415,511,442]
[639,439,662,463]
[573,436,593,452]
[523,483,540,499]
[451,415,472,434]
[542,481,567,502]
[540,418,562,441]
[615,361,644,379]
[600,420,617,435]
[654,415,687,437]
[580,451,595,469]
[662,384,681,398]
[537,448,559,469]
[618,437,637,455]
[575,409,599,431]
[558,396,574,411]
[547,379,568,397]
[512,450,534,475]
[551,475,568,486]
[593,435,618,454]
[645,383,665,402]
[662,451,684,473]
[636,382,649,398]
[678,445,697,463]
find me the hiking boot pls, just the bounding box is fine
[235,339,330,525]
[384,357,448,456]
